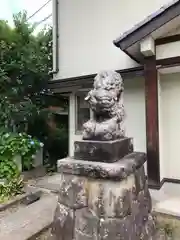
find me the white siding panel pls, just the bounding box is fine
[53,0,170,80]
[160,73,180,180]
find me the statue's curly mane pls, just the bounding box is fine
[93,71,124,92]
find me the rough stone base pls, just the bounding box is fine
[51,152,156,240]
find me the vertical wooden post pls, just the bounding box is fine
[144,56,160,188]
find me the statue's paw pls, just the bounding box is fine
[117,128,125,138]
[82,120,96,140]
[103,132,113,141]
[82,131,92,140]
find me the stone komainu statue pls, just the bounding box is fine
[82,70,125,141]
[52,70,155,240]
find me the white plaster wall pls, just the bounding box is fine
[124,77,147,174]
[69,78,147,174]
[124,78,146,152]
[158,73,164,181]
[54,0,170,80]
[156,41,180,60]
[160,73,180,180]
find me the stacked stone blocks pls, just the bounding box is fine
[51,71,156,239]
[51,139,156,240]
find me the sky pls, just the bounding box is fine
[0,0,52,31]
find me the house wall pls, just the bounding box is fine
[124,77,147,174]
[53,0,170,80]
[69,77,147,173]
[158,73,164,181]
[156,41,180,60]
[160,72,180,180]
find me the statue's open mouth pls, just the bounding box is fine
[96,96,114,106]
[97,96,112,101]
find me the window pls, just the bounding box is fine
[75,92,90,133]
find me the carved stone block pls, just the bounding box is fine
[99,216,133,240]
[51,203,74,240]
[140,214,156,240]
[131,198,140,216]
[57,152,146,181]
[137,187,152,223]
[144,181,152,213]
[144,214,156,238]
[135,165,146,193]
[122,152,147,171]
[87,175,134,218]
[59,174,88,209]
[74,232,97,240]
[74,208,98,240]
[74,138,133,163]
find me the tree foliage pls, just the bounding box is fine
[0,11,68,172]
[0,11,53,132]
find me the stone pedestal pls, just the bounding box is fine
[74,138,133,162]
[33,147,43,168]
[51,138,156,240]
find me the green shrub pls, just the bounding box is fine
[0,131,43,202]
[0,177,23,203]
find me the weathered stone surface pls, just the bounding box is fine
[138,190,149,221]
[88,175,134,218]
[140,215,156,240]
[74,231,97,240]
[74,208,98,240]
[59,174,87,209]
[130,184,138,201]
[51,203,74,240]
[138,181,152,213]
[113,190,131,218]
[122,152,147,170]
[58,152,146,181]
[135,165,146,192]
[130,182,153,239]
[74,138,133,163]
[129,186,153,239]
[99,216,134,240]
[144,214,156,238]
[137,188,152,228]
[144,180,152,212]
[130,196,144,238]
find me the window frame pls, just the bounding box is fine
[75,91,92,134]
